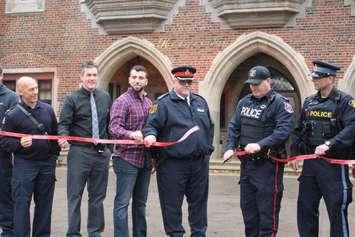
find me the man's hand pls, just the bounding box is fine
[223,149,234,162]
[58,138,69,149]
[20,136,32,148]
[144,135,156,147]
[244,143,261,154]
[129,131,143,141]
[289,160,300,171]
[314,144,330,155]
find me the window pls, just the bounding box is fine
[6,0,45,14]
[3,72,54,105]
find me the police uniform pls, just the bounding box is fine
[0,101,60,237]
[292,60,355,237]
[143,66,214,237]
[0,83,18,237]
[226,66,294,237]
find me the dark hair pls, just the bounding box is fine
[80,61,98,75]
[0,65,3,75]
[130,65,148,77]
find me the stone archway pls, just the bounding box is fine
[200,31,313,159]
[94,36,174,90]
[339,56,355,97]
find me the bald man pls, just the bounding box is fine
[0,76,60,237]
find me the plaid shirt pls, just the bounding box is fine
[109,87,152,168]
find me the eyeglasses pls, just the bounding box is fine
[178,80,193,85]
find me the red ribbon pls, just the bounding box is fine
[227,150,355,165]
[0,126,200,148]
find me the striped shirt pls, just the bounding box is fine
[109,87,152,168]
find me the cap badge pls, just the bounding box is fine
[249,69,256,78]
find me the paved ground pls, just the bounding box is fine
[47,167,355,236]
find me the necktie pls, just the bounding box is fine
[185,97,190,106]
[90,92,99,144]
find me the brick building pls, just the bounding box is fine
[1,0,354,159]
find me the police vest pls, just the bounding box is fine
[303,96,339,147]
[239,96,276,146]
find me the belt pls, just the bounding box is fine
[72,143,106,153]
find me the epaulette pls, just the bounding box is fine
[191,93,207,101]
[157,92,169,100]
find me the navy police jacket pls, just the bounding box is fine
[292,88,355,158]
[0,101,60,160]
[0,84,18,158]
[227,90,294,153]
[143,90,214,159]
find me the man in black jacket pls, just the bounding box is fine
[0,76,60,237]
[0,65,18,237]
[58,61,111,237]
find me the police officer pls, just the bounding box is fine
[223,66,294,237]
[0,76,60,237]
[291,60,355,237]
[0,65,18,237]
[143,66,214,237]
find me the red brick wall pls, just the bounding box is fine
[0,0,354,107]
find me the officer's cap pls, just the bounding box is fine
[311,60,340,78]
[245,66,271,85]
[171,65,196,81]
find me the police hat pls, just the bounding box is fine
[171,65,196,80]
[245,66,271,85]
[311,60,340,78]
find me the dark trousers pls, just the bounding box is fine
[112,158,151,237]
[297,159,352,237]
[12,157,56,237]
[239,160,284,237]
[66,145,110,237]
[0,153,13,237]
[156,156,209,237]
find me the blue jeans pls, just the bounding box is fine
[112,158,151,237]
[12,157,56,237]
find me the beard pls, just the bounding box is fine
[132,85,144,92]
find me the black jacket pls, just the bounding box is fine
[58,87,112,145]
[0,101,60,160]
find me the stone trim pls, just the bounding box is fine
[344,0,355,16]
[339,56,355,96]
[84,0,178,34]
[208,0,304,28]
[199,31,312,159]
[94,36,174,91]
[5,0,45,14]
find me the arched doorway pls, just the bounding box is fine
[220,53,301,156]
[109,56,168,100]
[94,36,174,92]
[200,31,312,159]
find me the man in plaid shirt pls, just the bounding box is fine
[109,65,153,237]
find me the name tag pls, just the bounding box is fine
[197,108,205,112]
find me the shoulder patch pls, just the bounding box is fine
[284,102,294,113]
[149,104,158,114]
[349,99,355,108]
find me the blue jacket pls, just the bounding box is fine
[143,90,214,159]
[0,101,60,160]
[227,90,294,152]
[0,83,18,158]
